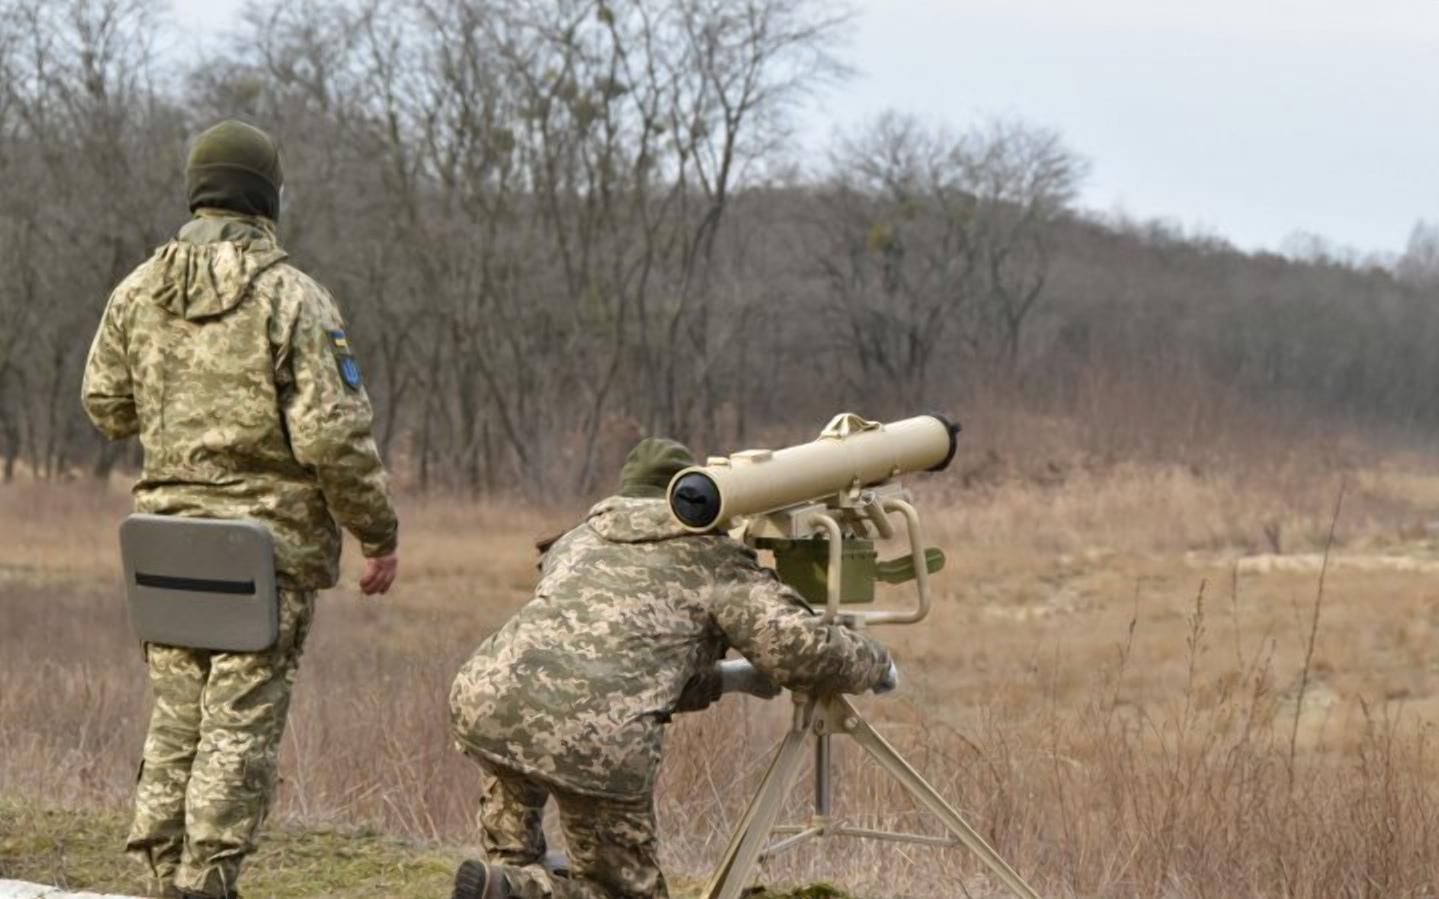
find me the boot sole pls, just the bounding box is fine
[453,859,493,899]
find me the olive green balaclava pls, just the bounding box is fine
[617,437,695,499]
[186,120,285,221]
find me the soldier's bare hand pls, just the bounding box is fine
[873,660,900,695]
[360,553,398,595]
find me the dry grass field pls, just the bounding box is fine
[5,443,1439,897]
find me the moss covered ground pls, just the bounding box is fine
[0,799,854,899]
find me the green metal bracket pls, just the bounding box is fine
[876,547,946,585]
[756,538,945,606]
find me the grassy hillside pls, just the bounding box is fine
[6,456,1439,896]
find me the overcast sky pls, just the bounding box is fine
[171,0,1439,256]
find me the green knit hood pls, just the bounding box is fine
[616,437,695,499]
[186,120,285,221]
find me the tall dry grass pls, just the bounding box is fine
[5,448,1439,897]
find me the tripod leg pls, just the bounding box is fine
[814,733,833,818]
[829,696,1043,899]
[702,727,813,899]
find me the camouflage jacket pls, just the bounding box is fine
[82,210,399,589]
[449,496,892,800]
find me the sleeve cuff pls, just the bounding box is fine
[360,528,399,558]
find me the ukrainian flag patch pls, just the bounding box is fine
[329,329,362,390]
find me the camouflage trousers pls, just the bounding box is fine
[478,763,667,899]
[127,589,315,898]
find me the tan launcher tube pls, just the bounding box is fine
[667,413,957,532]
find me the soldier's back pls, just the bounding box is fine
[450,495,741,799]
[101,215,348,587]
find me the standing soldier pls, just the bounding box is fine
[81,120,400,899]
[448,438,897,899]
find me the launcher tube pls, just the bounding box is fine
[667,414,957,532]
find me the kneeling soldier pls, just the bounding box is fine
[448,438,896,899]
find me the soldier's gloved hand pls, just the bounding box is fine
[716,659,782,699]
[360,552,399,596]
[873,661,900,695]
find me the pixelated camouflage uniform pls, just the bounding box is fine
[449,496,891,899]
[82,208,398,897]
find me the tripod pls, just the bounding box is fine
[701,690,1042,899]
[702,487,1042,899]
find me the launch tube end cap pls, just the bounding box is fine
[924,412,962,472]
[670,470,723,530]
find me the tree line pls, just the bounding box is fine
[2,0,1436,493]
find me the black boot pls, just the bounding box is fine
[453,859,511,899]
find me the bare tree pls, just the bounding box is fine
[959,119,1087,369]
[817,112,1086,402]
[1397,220,1439,290]
[0,0,181,478]
[208,0,854,493]
[816,112,981,402]
[7,0,1438,492]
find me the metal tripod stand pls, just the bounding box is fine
[701,689,1041,899]
[702,487,1042,899]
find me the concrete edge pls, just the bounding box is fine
[0,880,142,899]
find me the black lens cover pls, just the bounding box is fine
[670,472,722,529]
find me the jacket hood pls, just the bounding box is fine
[585,495,691,543]
[148,211,287,321]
